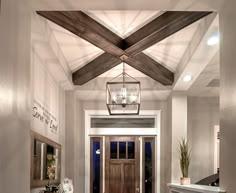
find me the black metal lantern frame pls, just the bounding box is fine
[106,63,141,115]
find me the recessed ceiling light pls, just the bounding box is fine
[183,75,192,82]
[207,32,220,46]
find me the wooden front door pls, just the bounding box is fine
[105,136,140,193]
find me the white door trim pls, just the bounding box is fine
[84,110,161,193]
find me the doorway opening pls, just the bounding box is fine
[90,136,156,193]
[85,110,161,193]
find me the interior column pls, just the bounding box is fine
[170,91,188,183]
[65,91,85,193]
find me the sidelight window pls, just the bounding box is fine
[143,137,155,193]
[90,137,103,193]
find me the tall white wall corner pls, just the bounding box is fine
[173,13,219,91]
[170,91,188,183]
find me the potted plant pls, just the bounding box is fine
[179,138,191,185]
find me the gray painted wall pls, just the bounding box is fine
[74,99,85,193]
[66,97,220,192]
[166,95,172,190]
[188,97,219,183]
[64,98,172,193]
[60,89,66,183]
[0,0,31,193]
[65,92,76,179]
[220,1,236,192]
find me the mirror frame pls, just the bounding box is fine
[30,130,61,188]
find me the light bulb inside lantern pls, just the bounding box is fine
[112,94,117,104]
[121,87,127,108]
[129,94,137,103]
[122,98,127,106]
[121,87,127,98]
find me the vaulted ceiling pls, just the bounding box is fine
[32,10,220,100]
[37,11,211,85]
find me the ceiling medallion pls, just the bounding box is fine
[106,62,141,115]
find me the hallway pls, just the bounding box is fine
[1,0,236,193]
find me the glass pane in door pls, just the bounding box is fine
[110,142,118,159]
[128,142,135,159]
[119,142,126,159]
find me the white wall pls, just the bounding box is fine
[31,11,66,145]
[31,49,65,143]
[0,0,31,193]
[188,97,219,183]
[31,11,66,193]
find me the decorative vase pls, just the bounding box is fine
[180,177,191,185]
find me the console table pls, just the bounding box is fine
[168,183,226,193]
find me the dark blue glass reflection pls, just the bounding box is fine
[119,142,126,159]
[128,142,135,159]
[110,142,117,159]
[145,142,152,193]
[93,142,100,193]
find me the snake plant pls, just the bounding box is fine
[179,138,191,178]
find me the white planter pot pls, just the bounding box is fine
[180,177,191,185]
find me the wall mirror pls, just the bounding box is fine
[31,130,61,188]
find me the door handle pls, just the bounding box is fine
[136,187,140,193]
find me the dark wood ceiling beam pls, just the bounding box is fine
[73,51,174,85]
[37,11,125,57]
[72,52,121,85]
[59,11,124,49]
[37,11,210,86]
[125,53,174,85]
[124,11,212,56]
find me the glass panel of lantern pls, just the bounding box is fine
[106,73,140,115]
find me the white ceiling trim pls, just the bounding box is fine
[75,89,171,101]
[75,77,172,91]
[32,0,225,11]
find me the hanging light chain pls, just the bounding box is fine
[122,60,125,85]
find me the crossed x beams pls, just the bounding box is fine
[37,11,211,85]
